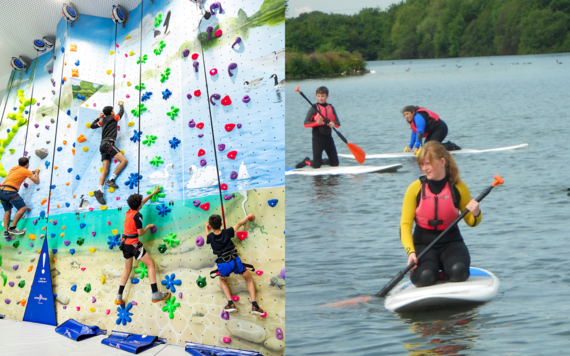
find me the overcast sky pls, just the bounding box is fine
[287,0,401,17]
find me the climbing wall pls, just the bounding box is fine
[0,1,285,355]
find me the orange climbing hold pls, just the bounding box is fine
[62,226,65,230]
[77,134,86,143]
[54,167,58,170]
[67,124,70,128]
[41,198,47,205]
[63,77,67,82]
[41,227,45,231]
[66,182,70,186]
[72,69,78,77]
[20,299,26,307]
[28,266,33,272]
[73,195,76,198]
[70,44,77,51]
[60,233,65,237]
[56,205,60,208]
[72,149,75,155]
[63,140,67,145]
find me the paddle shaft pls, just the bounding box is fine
[377,183,497,298]
[296,90,348,144]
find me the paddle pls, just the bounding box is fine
[322,175,504,308]
[295,86,366,164]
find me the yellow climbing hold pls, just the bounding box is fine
[112,229,118,235]
[127,81,131,87]
[86,122,91,128]
[90,308,96,313]
[108,187,115,193]
[89,191,95,197]
[89,248,96,253]
[101,276,106,284]
[29,234,36,240]
[106,70,112,75]
[82,147,89,152]
[110,51,114,55]
[128,122,134,127]
[120,150,125,155]
[100,206,107,211]
[100,167,103,173]
[126,35,131,39]
[129,51,135,56]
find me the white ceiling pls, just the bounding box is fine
[0,0,144,87]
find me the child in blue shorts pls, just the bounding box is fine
[206,213,264,315]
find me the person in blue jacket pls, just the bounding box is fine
[403,106,449,153]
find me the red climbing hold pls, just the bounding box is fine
[237,232,248,241]
[196,122,204,129]
[224,124,235,132]
[227,151,237,160]
[198,149,205,157]
[194,90,201,97]
[192,53,199,60]
[200,202,210,211]
[221,95,232,106]
[220,183,228,190]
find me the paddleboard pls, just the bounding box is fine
[285,164,402,176]
[340,143,529,160]
[384,267,499,312]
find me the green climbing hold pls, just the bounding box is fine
[131,104,147,118]
[154,13,163,28]
[77,237,85,246]
[154,41,166,56]
[134,262,149,279]
[160,68,171,83]
[196,275,207,288]
[142,135,157,147]
[84,283,91,293]
[18,280,25,288]
[137,54,148,64]
[163,232,180,248]
[1,271,6,286]
[158,244,167,254]
[162,295,180,319]
[150,156,164,167]
[147,185,165,203]
[167,106,179,120]
[0,254,2,267]
[9,149,15,154]
[13,241,20,248]
[135,83,146,91]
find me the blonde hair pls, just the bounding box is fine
[416,141,461,184]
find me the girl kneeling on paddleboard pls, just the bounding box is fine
[401,141,481,287]
[403,106,449,153]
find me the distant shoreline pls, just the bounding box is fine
[285,51,367,79]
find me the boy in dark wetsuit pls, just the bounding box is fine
[115,187,170,305]
[296,86,341,169]
[89,100,128,205]
[206,213,264,315]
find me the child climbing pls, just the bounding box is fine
[206,213,264,315]
[90,100,127,205]
[115,187,170,305]
[296,86,341,169]
[0,158,39,237]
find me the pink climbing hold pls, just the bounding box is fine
[76,306,81,311]
[227,151,237,160]
[260,311,267,318]
[132,301,138,306]
[93,103,96,107]
[116,197,120,200]
[126,94,130,98]
[221,95,232,106]
[196,236,204,247]
[198,149,205,157]
[192,53,199,60]
[125,54,128,57]
[200,202,210,211]
[237,232,247,241]
[53,219,57,225]
[106,309,110,314]
[81,267,86,271]
[178,292,183,298]
[224,124,235,132]
[114,159,118,163]
[92,296,96,303]
[123,74,126,78]
[220,183,228,190]
[116,43,119,48]
[30,243,34,247]
[215,29,223,37]
[89,208,94,212]
[232,296,239,302]
[92,231,96,237]
[107,221,111,225]
[276,328,283,340]
[209,68,217,76]
[255,270,263,276]
[223,337,231,343]
[196,122,204,129]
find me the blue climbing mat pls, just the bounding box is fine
[55,319,107,341]
[185,342,263,356]
[101,331,167,354]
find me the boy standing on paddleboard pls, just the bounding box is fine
[296,86,341,169]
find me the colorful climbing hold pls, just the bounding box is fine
[268,199,278,207]
[150,156,164,167]
[223,337,231,343]
[169,137,181,149]
[223,194,232,200]
[158,244,167,254]
[200,202,210,211]
[198,149,205,157]
[228,63,237,77]
[210,68,218,76]
[227,151,237,160]
[134,262,149,279]
[242,95,251,103]
[200,159,207,167]
[196,236,204,247]
[237,123,242,129]
[125,172,143,189]
[276,328,284,340]
[101,276,106,284]
[161,273,182,293]
[167,106,179,120]
[220,183,228,190]
[225,124,235,132]
[221,95,232,106]
[163,232,180,248]
[71,285,77,292]
[162,295,180,319]
[106,70,112,75]
[231,37,242,49]
[116,302,133,325]
[237,232,248,241]
[230,171,238,180]
[157,203,171,217]
[215,29,223,37]
[131,278,139,284]
[196,275,207,288]
[162,89,172,100]
[194,90,201,97]
[210,93,221,105]
[255,270,264,276]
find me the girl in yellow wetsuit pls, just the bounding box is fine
[401,141,481,287]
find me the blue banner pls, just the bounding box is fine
[23,238,57,326]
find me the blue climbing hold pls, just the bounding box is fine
[80,223,86,229]
[65,203,70,207]
[124,173,143,189]
[161,273,182,293]
[130,130,142,143]
[6,129,10,133]
[76,175,80,180]
[70,249,75,255]
[51,233,55,238]
[156,203,171,217]
[45,161,50,169]
[67,109,70,115]
[52,249,58,254]
[268,199,278,207]
[73,142,76,148]
[169,137,181,149]
[131,278,140,284]
[74,116,77,121]
[71,285,77,292]
[57,147,62,152]
[107,234,121,249]
[51,185,56,189]
[75,60,80,66]
[13,107,16,111]
[116,302,133,326]
[62,79,64,85]
[25,110,28,114]
[67,168,73,173]
[141,92,153,102]
[162,88,172,100]
[40,211,46,218]
[61,46,64,53]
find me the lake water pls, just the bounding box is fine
[285,53,570,355]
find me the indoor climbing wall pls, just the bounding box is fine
[0,1,285,355]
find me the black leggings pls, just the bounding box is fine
[311,136,339,169]
[425,121,448,144]
[410,241,470,287]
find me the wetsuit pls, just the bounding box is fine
[303,103,341,169]
[409,110,448,149]
[400,176,482,287]
[120,208,147,260]
[90,104,124,161]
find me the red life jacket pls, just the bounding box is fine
[410,108,439,137]
[311,104,337,125]
[123,209,140,244]
[415,178,459,231]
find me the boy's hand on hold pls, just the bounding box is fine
[146,224,156,230]
[247,213,255,220]
[118,101,124,106]
[152,186,161,195]
[98,113,105,119]
[205,221,210,229]
[34,169,40,175]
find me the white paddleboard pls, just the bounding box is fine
[286,164,403,176]
[340,143,528,160]
[385,267,499,312]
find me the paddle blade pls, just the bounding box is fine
[321,296,372,308]
[295,86,300,92]
[492,175,504,187]
[347,143,366,164]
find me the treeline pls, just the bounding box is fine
[286,51,367,78]
[285,0,570,60]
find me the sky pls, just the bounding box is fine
[287,0,401,17]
